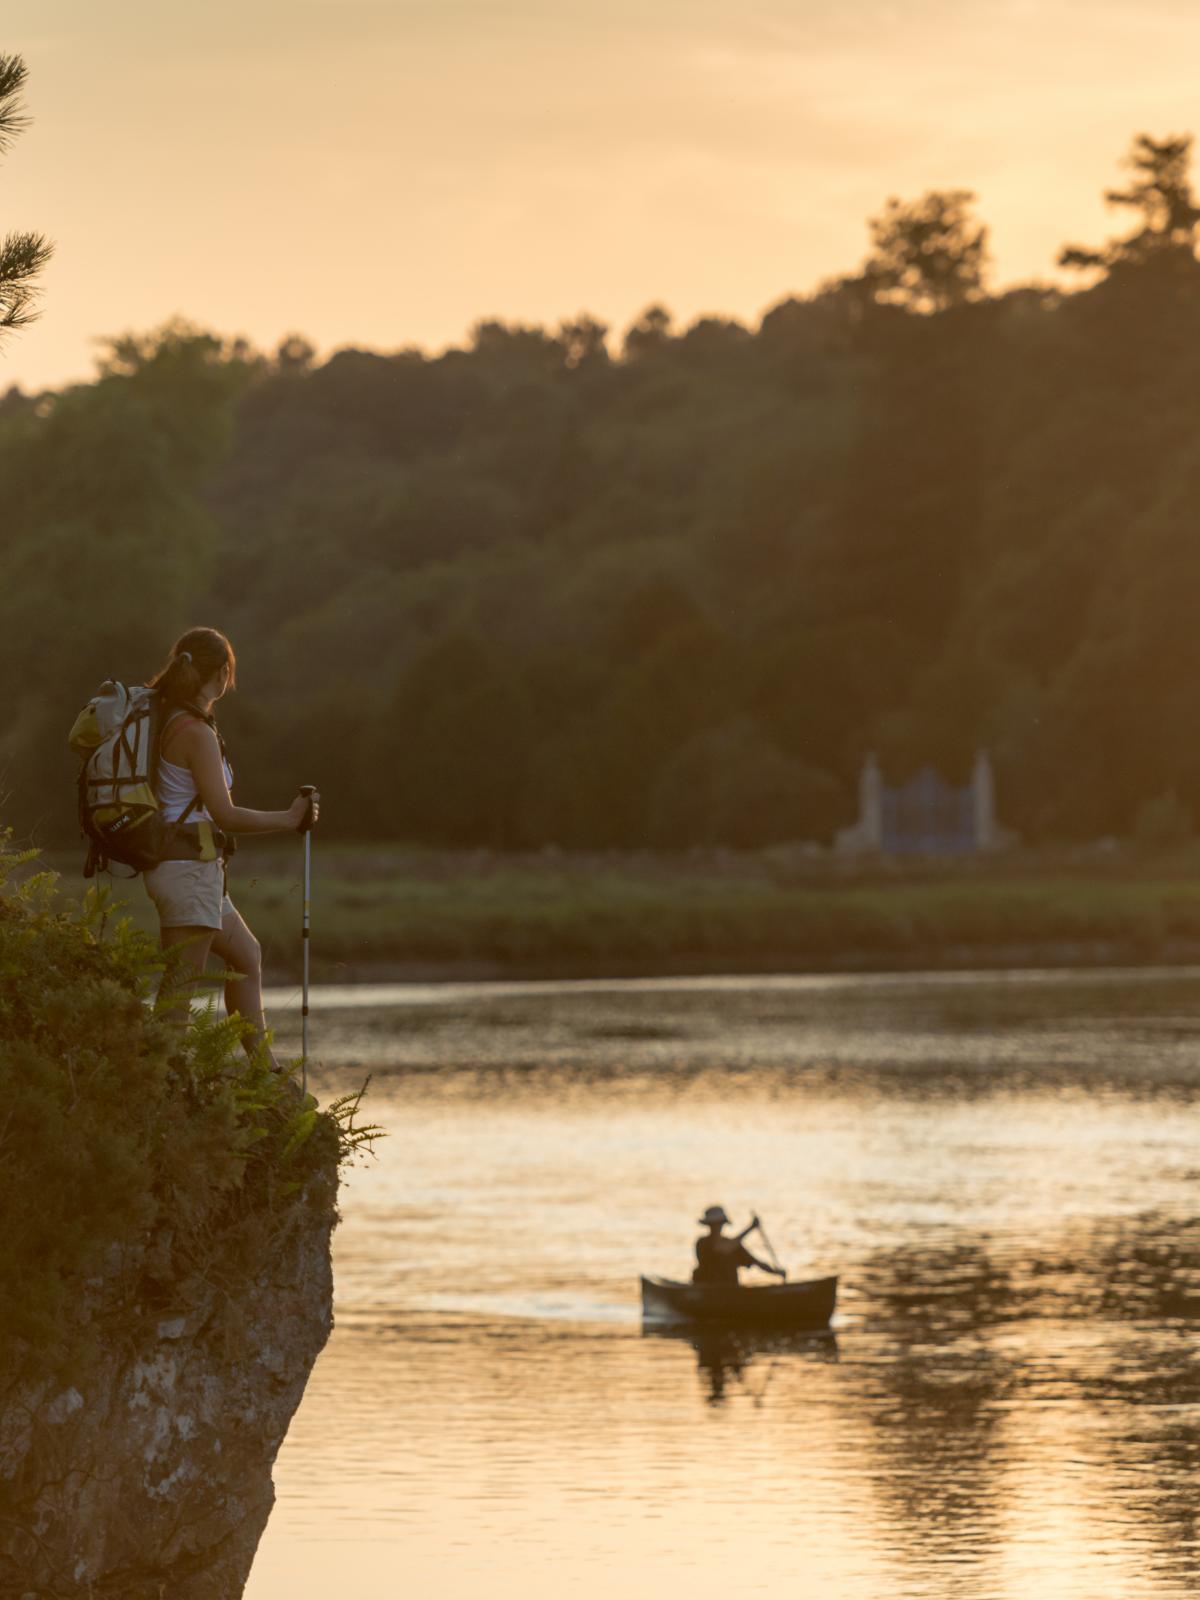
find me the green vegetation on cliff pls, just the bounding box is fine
[0,838,376,1375]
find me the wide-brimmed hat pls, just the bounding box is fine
[698,1205,730,1226]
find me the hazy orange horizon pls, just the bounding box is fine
[5,0,1200,390]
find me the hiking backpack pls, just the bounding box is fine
[69,682,214,877]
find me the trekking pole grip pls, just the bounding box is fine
[299,784,317,834]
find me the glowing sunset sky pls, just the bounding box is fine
[4,0,1199,389]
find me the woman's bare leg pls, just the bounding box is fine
[160,925,217,1022]
[211,908,280,1069]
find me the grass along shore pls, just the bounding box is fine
[41,841,1200,983]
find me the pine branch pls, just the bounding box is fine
[0,54,29,157]
[0,231,54,330]
[0,53,51,342]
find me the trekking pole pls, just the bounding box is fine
[299,785,316,1097]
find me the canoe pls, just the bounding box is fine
[640,1274,838,1330]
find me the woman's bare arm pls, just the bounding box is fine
[173,723,314,834]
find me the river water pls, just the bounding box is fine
[243,969,1200,1600]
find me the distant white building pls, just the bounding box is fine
[836,751,1003,855]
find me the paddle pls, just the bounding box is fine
[751,1213,787,1280]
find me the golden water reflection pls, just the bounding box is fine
[247,971,1200,1599]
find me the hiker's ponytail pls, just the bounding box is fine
[149,627,237,708]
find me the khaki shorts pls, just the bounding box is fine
[143,859,234,931]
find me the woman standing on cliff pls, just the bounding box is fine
[144,626,318,1069]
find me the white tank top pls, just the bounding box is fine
[157,712,234,823]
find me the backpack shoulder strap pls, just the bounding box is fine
[159,710,207,754]
[158,703,231,776]
[187,705,230,765]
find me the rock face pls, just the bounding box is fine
[0,1177,335,1599]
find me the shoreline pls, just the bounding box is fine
[34,844,1200,990]
[265,936,1200,988]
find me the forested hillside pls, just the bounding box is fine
[5,136,1200,850]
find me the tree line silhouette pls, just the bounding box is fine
[4,134,1200,851]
